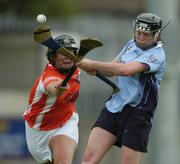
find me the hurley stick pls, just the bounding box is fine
[34,25,120,93]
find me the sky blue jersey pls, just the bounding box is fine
[106,39,166,114]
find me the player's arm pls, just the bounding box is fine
[77,59,148,76]
[96,57,120,77]
[45,79,68,97]
[78,57,119,77]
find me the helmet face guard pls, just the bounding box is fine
[47,35,78,73]
[134,21,159,33]
[134,13,162,33]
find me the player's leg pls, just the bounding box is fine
[81,107,123,164]
[120,109,152,164]
[25,122,53,163]
[48,112,79,164]
[81,127,117,164]
[49,134,77,164]
[120,146,141,164]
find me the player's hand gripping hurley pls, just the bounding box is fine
[61,38,103,87]
[33,25,120,93]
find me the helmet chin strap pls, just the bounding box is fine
[134,38,157,50]
[56,67,71,74]
[55,61,73,74]
[154,30,160,41]
[49,52,73,74]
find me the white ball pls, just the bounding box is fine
[36,14,47,24]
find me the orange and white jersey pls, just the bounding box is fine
[23,64,80,131]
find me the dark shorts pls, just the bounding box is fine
[93,105,152,152]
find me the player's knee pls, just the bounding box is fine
[82,152,100,164]
[82,159,99,164]
[54,159,71,164]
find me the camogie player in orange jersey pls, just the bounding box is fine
[23,35,80,164]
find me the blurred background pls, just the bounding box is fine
[0,0,180,163]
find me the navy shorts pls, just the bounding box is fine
[93,105,152,152]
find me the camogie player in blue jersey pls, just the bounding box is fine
[77,13,167,164]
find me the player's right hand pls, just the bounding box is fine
[55,83,69,96]
[76,59,93,70]
[86,69,96,75]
